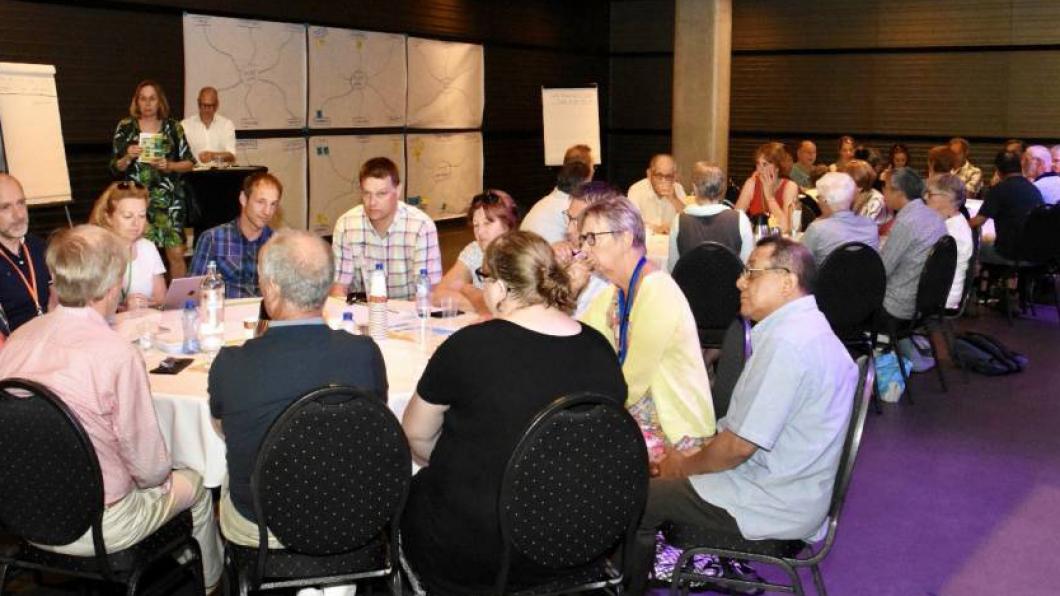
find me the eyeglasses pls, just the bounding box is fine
[472,190,501,207]
[650,172,676,182]
[561,209,575,225]
[740,266,792,281]
[578,230,619,247]
[474,267,493,283]
[198,102,218,108]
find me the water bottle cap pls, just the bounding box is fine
[419,268,427,275]
[184,299,196,309]
[342,312,354,320]
[374,263,384,270]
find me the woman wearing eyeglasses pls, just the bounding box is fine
[734,142,800,233]
[110,80,195,278]
[577,196,715,462]
[402,231,627,593]
[430,189,519,316]
[90,182,167,309]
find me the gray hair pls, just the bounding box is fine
[691,162,726,202]
[258,229,334,311]
[889,167,924,200]
[578,195,646,250]
[46,225,128,307]
[1025,145,1052,172]
[926,173,966,209]
[756,236,817,295]
[815,172,856,212]
[570,181,624,207]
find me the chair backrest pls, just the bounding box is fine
[811,355,874,561]
[798,194,820,231]
[672,241,744,338]
[815,242,886,335]
[251,385,410,558]
[710,317,752,419]
[915,235,958,319]
[1018,204,1060,263]
[951,225,981,317]
[0,378,104,548]
[495,393,649,593]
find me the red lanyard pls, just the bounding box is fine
[0,241,42,316]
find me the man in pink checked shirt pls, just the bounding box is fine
[0,225,222,590]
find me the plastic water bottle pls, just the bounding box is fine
[415,268,431,319]
[341,310,358,335]
[368,263,388,342]
[198,260,226,355]
[181,300,200,354]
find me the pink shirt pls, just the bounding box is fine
[0,305,171,504]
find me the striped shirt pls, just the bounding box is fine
[190,219,273,299]
[331,202,442,300]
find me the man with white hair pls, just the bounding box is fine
[1022,145,1060,205]
[627,154,688,234]
[667,162,753,270]
[210,229,387,555]
[801,172,879,266]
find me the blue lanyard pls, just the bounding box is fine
[617,255,647,365]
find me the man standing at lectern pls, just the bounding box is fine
[182,87,237,166]
[0,173,52,333]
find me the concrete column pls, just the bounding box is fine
[672,0,732,183]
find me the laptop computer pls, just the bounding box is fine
[162,276,206,310]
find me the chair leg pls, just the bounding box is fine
[811,563,827,596]
[1052,273,1060,323]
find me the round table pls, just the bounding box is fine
[117,298,476,487]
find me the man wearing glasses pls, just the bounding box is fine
[627,153,688,235]
[628,237,857,592]
[181,87,236,166]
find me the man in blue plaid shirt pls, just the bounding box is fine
[190,172,281,298]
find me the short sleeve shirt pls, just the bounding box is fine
[457,241,484,289]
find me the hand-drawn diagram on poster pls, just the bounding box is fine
[183,14,306,130]
[308,27,406,129]
[307,135,405,236]
[407,38,483,129]
[236,138,308,230]
[406,133,483,220]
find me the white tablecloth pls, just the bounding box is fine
[119,298,475,487]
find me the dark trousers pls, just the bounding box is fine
[627,478,741,595]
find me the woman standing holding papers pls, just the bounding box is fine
[90,181,167,309]
[402,231,626,593]
[110,80,194,277]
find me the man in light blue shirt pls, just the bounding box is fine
[802,171,879,266]
[628,237,858,593]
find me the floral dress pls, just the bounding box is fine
[110,118,194,248]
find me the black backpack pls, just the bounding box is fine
[953,332,1028,376]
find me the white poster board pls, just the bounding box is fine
[541,86,601,166]
[183,14,307,130]
[307,134,405,236]
[407,38,484,129]
[308,27,406,128]
[235,138,308,230]
[406,133,483,221]
[0,63,72,206]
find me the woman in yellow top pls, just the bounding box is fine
[577,195,715,461]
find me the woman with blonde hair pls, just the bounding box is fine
[402,230,626,593]
[90,181,167,309]
[734,142,800,232]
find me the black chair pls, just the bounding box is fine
[494,393,649,595]
[815,242,886,356]
[0,378,205,595]
[672,242,744,349]
[224,385,410,596]
[797,194,820,231]
[710,317,752,420]
[879,236,958,404]
[944,226,981,381]
[978,204,1060,324]
[666,356,875,596]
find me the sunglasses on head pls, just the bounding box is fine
[472,190,501,206]
[116,181,146,190]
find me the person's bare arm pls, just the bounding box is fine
[402,394,448,467]
[655,430,757,478]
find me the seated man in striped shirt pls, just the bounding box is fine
[190,171,281,298]
[329,157,442,300]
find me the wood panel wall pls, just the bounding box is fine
[0,0,610,233]
[728,0,1060,182]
